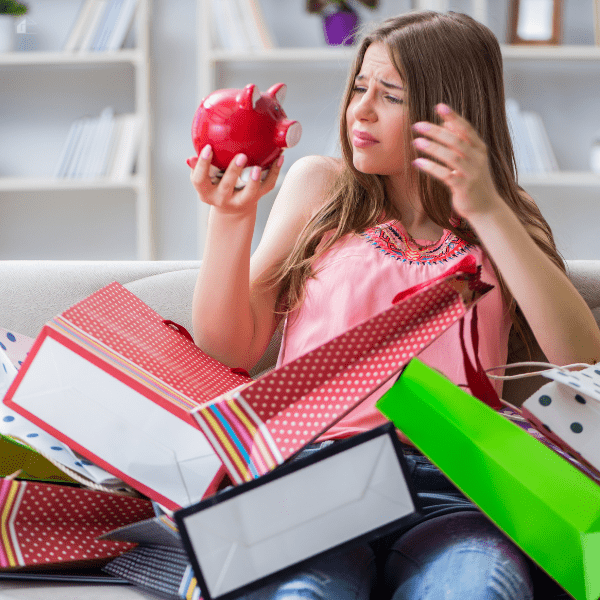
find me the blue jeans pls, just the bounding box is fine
[236,443,534,600]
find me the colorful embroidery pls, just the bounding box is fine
[360,220,474,264]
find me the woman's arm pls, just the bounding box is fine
[412,104,600,366]
[190,148,337,370]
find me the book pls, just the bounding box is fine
[209,0,234,50]
[521,111,548,173]
[233,0,263,51]
[106,0,138,51]
[523,110,559,172]
[505,98,534,174]
[86,106,116,177]
[78,0,110,52]
[66,117,94,178]
[595,0,600,45]
[235,0,275,50]
[54,118,84,178]
[220,0,251,52]
[63,0,97,52]
[93,0,124,51]
[244,0,275,49]
[109,113,142,180]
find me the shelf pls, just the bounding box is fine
[0,177,142,192]
[501,45,600,61]
[518,171,600,187]
[0,49,143,66]
[206,44,600,64]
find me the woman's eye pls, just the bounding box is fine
[352,86,367,94]
[386,95,403,105]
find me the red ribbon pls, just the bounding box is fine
[459,306,502,410]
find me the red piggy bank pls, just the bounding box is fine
[190,82,302,176]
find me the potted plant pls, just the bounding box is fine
[0,0,28,53]
[307,0,378,46]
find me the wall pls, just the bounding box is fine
[2,0,599,260]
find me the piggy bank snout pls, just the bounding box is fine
[276,120,302,149]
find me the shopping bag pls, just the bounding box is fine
[0,333,120,487]
[0,476,154,570]
[174,423,421,600]
[192,255,495,485]
[521,362,600,473]
[3,282,252,510]
[376,358,600,600]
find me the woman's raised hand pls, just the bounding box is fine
[411,104,504,221]
[188,144,284,216]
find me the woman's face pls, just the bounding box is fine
[346,42,411,177]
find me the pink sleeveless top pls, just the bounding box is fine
[275,219,512,441]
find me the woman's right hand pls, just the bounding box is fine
[188,144,284,216]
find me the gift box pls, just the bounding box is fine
[0,477,154,570]
[376,358,600,600]
[3,283,252,510]
[192,255,495,486]
[174,423,421,600]
[521,363,600,474]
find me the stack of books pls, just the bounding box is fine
[54,107,142,180]
[63,0,138,52]
[506,98,560,175]
[210,0,275,51]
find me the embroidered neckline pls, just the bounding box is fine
[360,219,474,264]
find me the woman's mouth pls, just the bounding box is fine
[352,130,379,148]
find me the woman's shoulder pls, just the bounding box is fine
[285,154,342,187]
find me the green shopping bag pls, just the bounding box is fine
[0,434,77,483]
[376,358,600,600]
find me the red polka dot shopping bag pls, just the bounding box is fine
[3,282,253,511]
[193,255,498,486]
[0,475,154,570]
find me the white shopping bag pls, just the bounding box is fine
[521,363,600,474]
[175,423,421,600]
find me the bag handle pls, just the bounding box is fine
[163,320,251,379]
[459,305,503,410]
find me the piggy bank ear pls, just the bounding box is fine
[239,84,261,109]
[267,83,287,105]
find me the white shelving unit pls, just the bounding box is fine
[196,0,600,258]
[0,0,153,260]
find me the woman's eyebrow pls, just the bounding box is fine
[355,74,404,91]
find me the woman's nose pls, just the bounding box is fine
[353,92,376,121]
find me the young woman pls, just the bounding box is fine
[188,10,600,600]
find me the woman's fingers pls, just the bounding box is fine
[261,154,285,192]
[190,144,216,195]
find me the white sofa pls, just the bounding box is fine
[0,259,599,599]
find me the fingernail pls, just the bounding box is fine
[413,137,429,148]
[276,155,285,168]
[413,158,427,168]
[251,166,261,181]
[200,144,212,160]
[413,122,430,131]
[236,154,248,167]
[437,104,451,115]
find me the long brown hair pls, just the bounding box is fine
[269,10,563,351]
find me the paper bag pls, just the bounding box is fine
[192,255,494,485]
[3,283,252,510]
[0,477,154,570]
[376,358,600,600]
[174,423,420,600]
[521,363,600,474]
